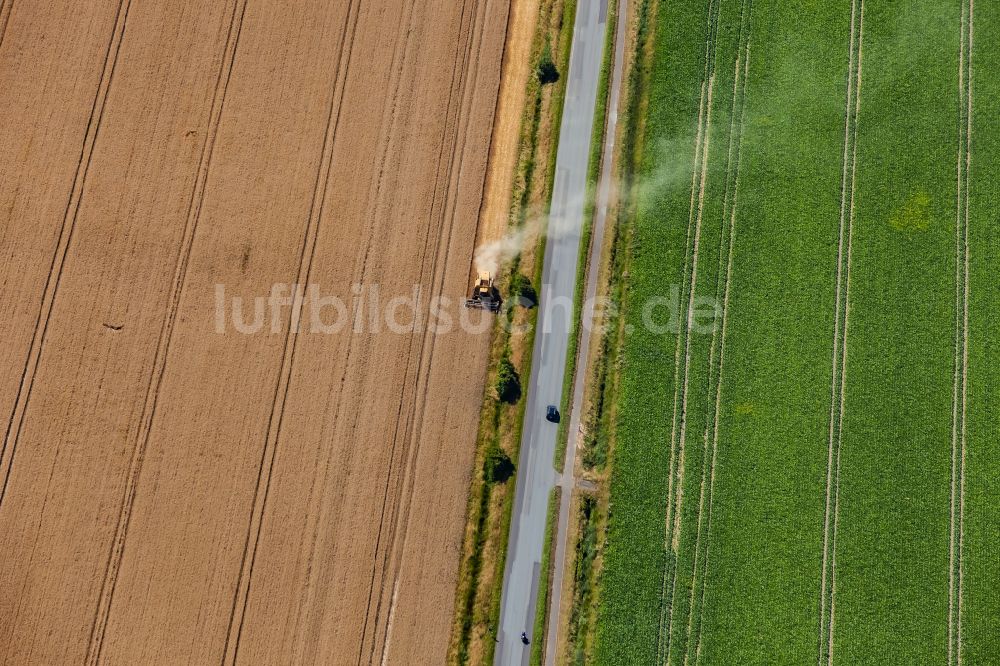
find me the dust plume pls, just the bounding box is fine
[472,136,696,276]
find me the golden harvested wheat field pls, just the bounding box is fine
[0,0,512,662]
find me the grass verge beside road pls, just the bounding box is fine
[529,488,560,666]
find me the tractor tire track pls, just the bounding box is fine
[817,0,860,655]
[948,0,973,662]
[358,0,486,660]
[0,0,13,50]
[366,0,496,658]
[683,3,753,661]
[85,1,250,662]
[656,2,723,662]
[693,29,752,666]
[0,0,131,509]
[278,3,426,660]
[286,1,476,657]
[958,2,973,659]
[820,2,865,663]
[816,0,860,659]
[663,0,721,553]
[665,70,716,658]
[369,4,509,660]
[286,0,448,655]
[220,0,368,662]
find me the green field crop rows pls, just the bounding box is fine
[817,0,864,661]
[594,0,999,663]
[679,1,853,662]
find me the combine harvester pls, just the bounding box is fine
[465,272,502,313]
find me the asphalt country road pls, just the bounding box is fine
[495,1,608,664]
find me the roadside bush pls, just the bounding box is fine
[510,271,538,307]
[495,357,522,403]
[537,44,560,85]
[483,444,515,484]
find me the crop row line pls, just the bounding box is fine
[362,0,494,660]
[667,2,756,661]
[662,0,722,557]
[663,66,716,659]
[0,0,13,51]
[948,0,973,663]
[222,0,371,661]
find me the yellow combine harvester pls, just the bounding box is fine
[465,271,502,313]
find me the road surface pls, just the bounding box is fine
[494,1,609,664]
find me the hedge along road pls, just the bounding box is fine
[494,0,609,664]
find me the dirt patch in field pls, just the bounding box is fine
[0,0,510,663]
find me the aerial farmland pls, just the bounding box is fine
[0,0,512,663]
[590,0,999,664]
[1,0,996,664]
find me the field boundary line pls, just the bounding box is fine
[949,0,973,662]
[0,0,131,509]
[685,2,752,660]
[359,0,492,661]
[84,1,250,662]
[817,0,862,661]
[219,1,368,662]
[655,1,722,661]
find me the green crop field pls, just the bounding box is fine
[594,0,999,664]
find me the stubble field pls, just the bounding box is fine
[0,0,511,664]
